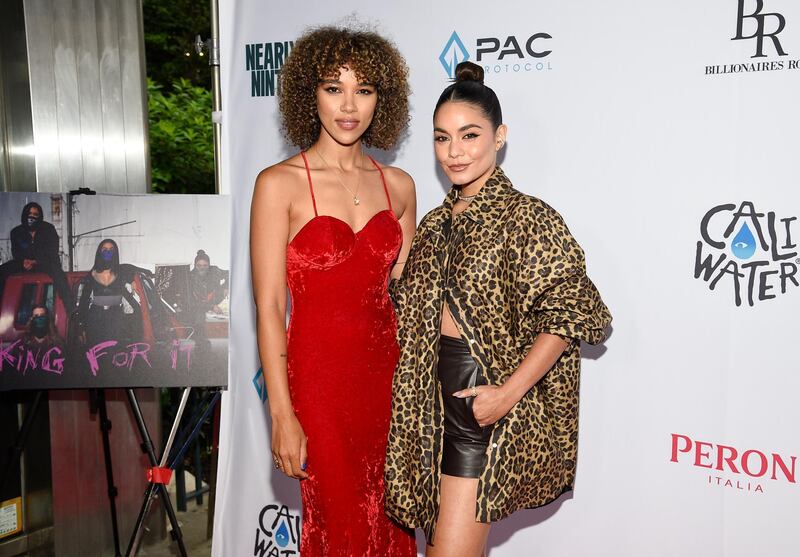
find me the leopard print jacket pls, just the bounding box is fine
[384,167,612,542]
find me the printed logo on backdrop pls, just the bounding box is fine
[705,0,799,75]
[245,40,294,97]
[438,30,553,78]
[670,434,797,494]
[253,367,267,403]
[694,202,798,306]
[254,503,301,556]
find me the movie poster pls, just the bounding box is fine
[0,192,230,390]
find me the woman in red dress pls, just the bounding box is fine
[249,27,417,556]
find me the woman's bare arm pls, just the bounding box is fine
[250,164,308,479]
[385,167,417,280]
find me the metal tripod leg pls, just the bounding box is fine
[92,389,122,557]
[0,390,46,496]
[124,388,191,557]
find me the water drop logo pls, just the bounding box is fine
[439,31,470,78]
[255,503,301,556]
[731,222,757,259]
[275,520,290,548]
[694,201,799,307]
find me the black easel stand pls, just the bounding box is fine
[0,390,46,496]
[124,387,221,557]
[89,389,122,557]
[1,389,123,557]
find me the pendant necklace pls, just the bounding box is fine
[315,147,362,206]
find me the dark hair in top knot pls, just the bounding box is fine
[454,61,484,84]
[195,250,210,263]
[434,61,502,129]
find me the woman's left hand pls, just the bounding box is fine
[453,385,516,427]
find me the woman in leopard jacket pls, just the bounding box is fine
[385,61,612,557]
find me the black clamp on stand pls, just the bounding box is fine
[124,386,221,557]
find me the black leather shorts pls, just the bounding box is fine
[437,335,491,478]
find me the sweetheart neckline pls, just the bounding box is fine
[287,209,398,248]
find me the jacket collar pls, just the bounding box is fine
[426,166,514,237]
[456,166,514,227]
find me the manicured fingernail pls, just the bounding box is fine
[301,462,307,471]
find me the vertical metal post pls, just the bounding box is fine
[209,0,222,194]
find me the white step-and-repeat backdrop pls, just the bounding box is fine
[213,1,799,555]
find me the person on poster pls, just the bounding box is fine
[21,305,65,370]
[0,201,73,308]
[249,26,417,556]
[188,249,228,339]
[75,239,145,346]
[384,62,612,556]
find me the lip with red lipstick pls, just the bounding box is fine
[336,119,360,131]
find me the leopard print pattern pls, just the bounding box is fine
[385,167,611,542]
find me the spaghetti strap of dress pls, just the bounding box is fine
[366,156,393,214]
[299,151,318,217]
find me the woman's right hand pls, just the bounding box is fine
[270,412,309,480]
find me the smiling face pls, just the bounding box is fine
[433,101,507,190]
[315,66,378,146]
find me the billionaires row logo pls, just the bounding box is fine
[254,503,301,556]
[245,40,294,97]
[706,0,798,75]
[438,30,553,78]
[732,0,787,58]
[670,433,797,494]
[694,202,798,306]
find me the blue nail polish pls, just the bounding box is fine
[301,462,307,471]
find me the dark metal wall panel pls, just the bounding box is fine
[49,389,163,556]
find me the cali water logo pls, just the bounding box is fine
[694,201,798,306]
[254,503,300,556]
[438,29,553,77]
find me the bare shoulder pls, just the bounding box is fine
[252,154,308,206]
[378,165,416,202]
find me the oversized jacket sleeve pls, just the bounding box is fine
[515,200,611,345]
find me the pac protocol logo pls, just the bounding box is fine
[245,40,294,97]
[438,30,553,78]
[706,0,798,75]
[694,202,798,306]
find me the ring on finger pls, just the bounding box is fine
[470,386,478,397]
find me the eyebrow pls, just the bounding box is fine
[433,123,484,134]
[319,79,375,87]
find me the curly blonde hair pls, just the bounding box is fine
[278,26,410,150]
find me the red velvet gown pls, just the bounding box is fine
[283,152,416,556]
